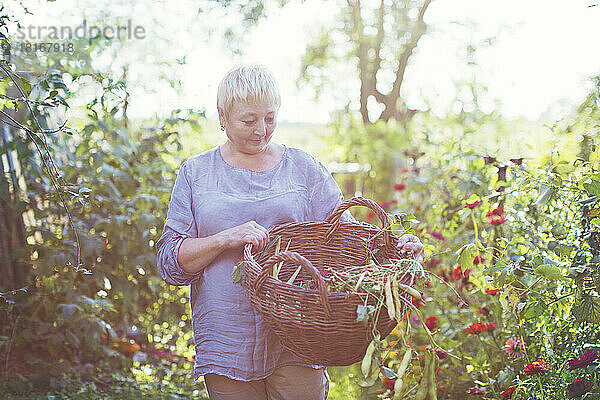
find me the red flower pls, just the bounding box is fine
[399,167,410,174]
[466,322,486,335]
[523,361,550,376]
[465,199,481,209]
[452,266,463,281]
[466,322,497,335]
[473,256,485,265]
[394,183,406,191]
[567,349,599,370]
[567,377,594,398]
[467,387,486,395]
[486,205,504,216]
[425,316,438,331]
[501,387,516,399]
[488,214,507,225]
[451,265,471,281]
[486,205,506,225]
[431,231,444,240]
[475,306,490,316]
[382,377,395,391]
[485,287,501,295]
[421,280,431,288]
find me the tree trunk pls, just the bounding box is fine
[0,123,28,290]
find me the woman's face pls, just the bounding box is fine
[221,100,278,155]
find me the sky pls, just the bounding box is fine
[6,0,600,124]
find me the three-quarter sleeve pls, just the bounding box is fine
[308,160,356,223]
[156,162,203,286]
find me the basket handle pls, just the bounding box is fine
[253,251,333,319]
[325,197,391,249]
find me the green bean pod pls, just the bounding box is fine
[385,276,396,320]
[397,282,423,300]
[393,348,412,399]
[358,354,380,387]
[361,340,376,377]
[392,278,405,322]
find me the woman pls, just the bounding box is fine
[157,65,424,400]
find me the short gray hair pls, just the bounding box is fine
[217,64,281,120]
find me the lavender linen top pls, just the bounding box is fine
[156,145,353,381]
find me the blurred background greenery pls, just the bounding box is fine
[0,0,599,399]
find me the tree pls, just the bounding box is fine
[202,0,434,124]
[300,0,433,124]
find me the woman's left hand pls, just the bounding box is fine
[397,234,424,265]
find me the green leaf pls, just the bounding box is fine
[499,291,509,314]
[573,294,600,324]
[456,243,477,267]
[522,300,546,320]
[533,264,566,280]
[583,178,600,197]
[19,77,32,95]
[534,185,555,209]
[558,244,575,257]
[232,262,243,284]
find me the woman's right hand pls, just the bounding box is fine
[220,221,270,250]
[177,221,269,274]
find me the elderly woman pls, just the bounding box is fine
[157,65,424,400]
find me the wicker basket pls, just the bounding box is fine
[242,197,417,366]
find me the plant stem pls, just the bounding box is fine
[471,210,480,248]
[518,277,543,298]
[546,291,575,306]
[517,324,546,400]
[4,310,21,378]
[476,336,499,399]
[536,374,546,400]
[490,330,510,366]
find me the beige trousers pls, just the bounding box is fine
[204,365,329,400]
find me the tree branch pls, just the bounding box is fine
[0,63,83,271]
[372,0,386,81]
[379,0,432,122]
[348,0,372,124]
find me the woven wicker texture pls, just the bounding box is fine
[242,197,417,366]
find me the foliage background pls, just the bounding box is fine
[0,1,599,399]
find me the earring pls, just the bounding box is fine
[220,126,225,131]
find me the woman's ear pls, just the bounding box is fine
[217,109,226,131]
